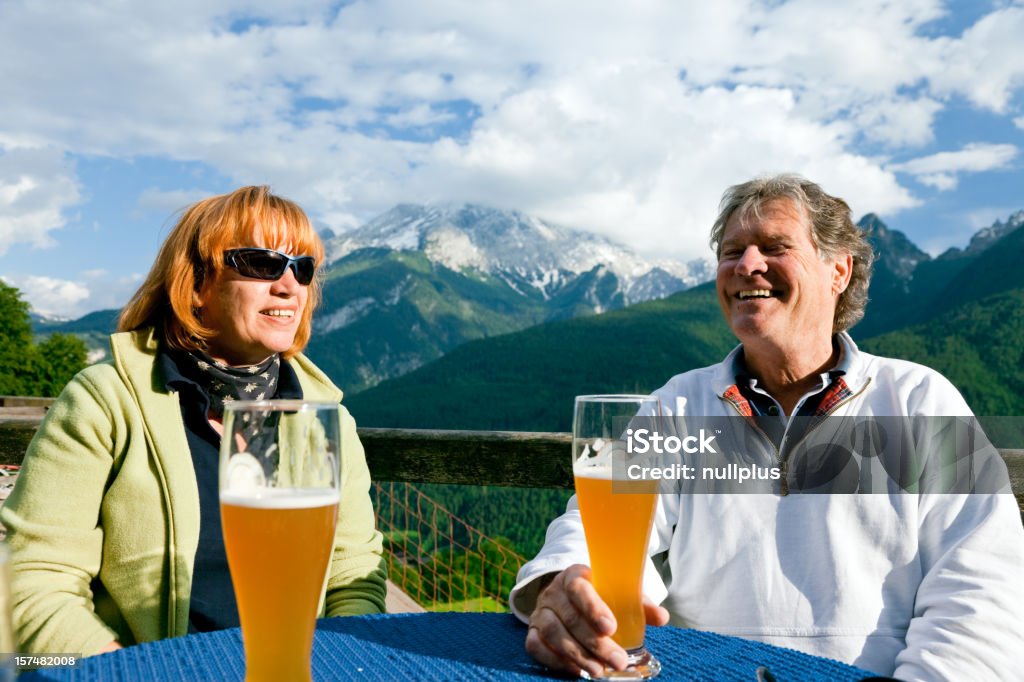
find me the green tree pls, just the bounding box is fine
[0,281,88,397]
[0,280,36,395]
[35,333,88,396]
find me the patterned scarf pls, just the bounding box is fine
[183,350,281,417]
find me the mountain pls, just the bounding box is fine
[853,214,932,338]
[305,248,555,393]
[326,203,713,308]
[31,207,1023,410]
[31,308,120,363]
[923,215,1024,314]
[38,308,121,335]
[312,205,1021,395]
[29,312,71,328]
[347,212,1024,429]
[306,204,713,392]
[938,210,1024,259]
[854,211,1024,338]
[860,213,931,280]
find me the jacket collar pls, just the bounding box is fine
[713,331,868,399]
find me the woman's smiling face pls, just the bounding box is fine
[194,239,310,366]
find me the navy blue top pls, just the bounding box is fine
[158,346,303,633]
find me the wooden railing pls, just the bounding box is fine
[0,411,573,485]
[1,397,1022,499]
[0,397,53,407]
[358,428,572,488]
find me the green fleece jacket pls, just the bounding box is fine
[0,328,387,656]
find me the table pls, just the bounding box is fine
[22,612,876,681]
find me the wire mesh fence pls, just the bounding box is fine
[372,481,527,612]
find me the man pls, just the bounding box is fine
[510,174,1024,680]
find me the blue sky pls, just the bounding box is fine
[1,0,1022,318]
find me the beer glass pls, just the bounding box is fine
[573,395,661,680]
[219,401,341,682]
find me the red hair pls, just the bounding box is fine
[119,186,323,358]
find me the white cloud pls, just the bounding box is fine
[0,0,1022,269]
[405,73,918,257]
[1015,116,1024,130]
[0,269,144,319]
[0,146,81,256]
[888,143,1017,190]
[5,274,90,318]
[74,271,144,317]
[383,103,458,129]
[851,96,942,147]
[928,6,1024,112]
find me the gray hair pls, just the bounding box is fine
[709,173,874,333]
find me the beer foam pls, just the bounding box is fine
[221,487,340,509]
[575,436,617,473]
[572,463,614,480]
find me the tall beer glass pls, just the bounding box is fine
[573,395,661,680]
[219,401,341,682]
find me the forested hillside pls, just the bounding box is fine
[347,283,733,432]
[861,289,1024,415]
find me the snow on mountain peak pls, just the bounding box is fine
[325,203,713,302]
[423,226,487,270]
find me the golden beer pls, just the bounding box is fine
[574,468,658,650]
[221,489,339,682]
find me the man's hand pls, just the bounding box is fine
[525,564,669,677]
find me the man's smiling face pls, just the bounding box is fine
[716,198,848,352]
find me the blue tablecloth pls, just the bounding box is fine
[22,612,876,681]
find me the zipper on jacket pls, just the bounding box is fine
[718,398,784,493]
[782,378,873,458]
[720,377,872,497]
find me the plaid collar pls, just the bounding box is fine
[722,337,853,418]
[721,375,852,418]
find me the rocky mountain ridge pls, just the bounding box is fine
[325,203,714,309]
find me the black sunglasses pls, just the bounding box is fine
[224,248,317,285]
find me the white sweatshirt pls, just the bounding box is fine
[511,334,1024,681]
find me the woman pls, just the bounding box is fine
[0,186,386,656]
